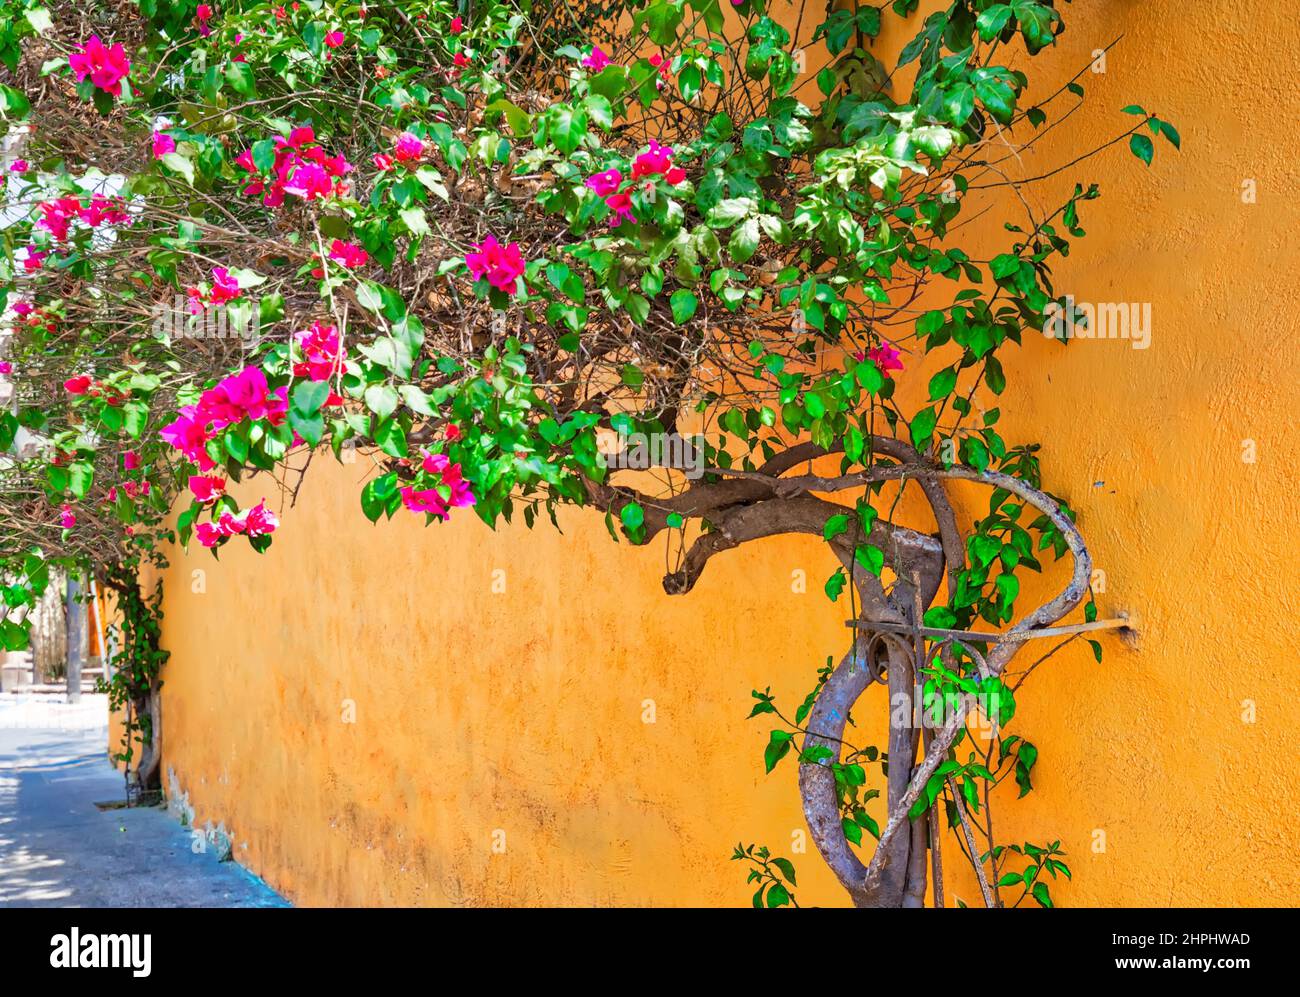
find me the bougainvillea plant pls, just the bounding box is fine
[0,0,1175,907]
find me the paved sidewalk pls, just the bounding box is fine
[0,695,288,907]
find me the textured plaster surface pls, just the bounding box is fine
[141,0,1300,906]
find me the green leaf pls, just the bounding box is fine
[399,207,430,236]
[24,8,53,34]
[670,289,698,324]
[910,407,938,449]
[225,61,255,96]
[619,502,644,530]
[765,882,791,907]
[288,408,324,447]
[928,367,957,401]
[291,380,330,417]
[976,5,1013,40]
[1129,133,1154,166]
[855,543,884,576]
[823,514,850,541]
[548,104,588,155]
[364,384,399,419]
[728,217,760,264]
[160,152,195,185]
[764,730,793,773]
[824,567,846,601]
[373,416,407,458]
[841,816,863,845]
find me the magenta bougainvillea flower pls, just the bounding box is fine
[195,500,279,547]
[586,147,685,227]
[9,159,28,172]
[868,342,905,374]
[327,239,369,268]
[293,321,342,381]
[64,376,92,395]
[450,16,464,34]
[465,236,527,292]
[35,194,130,242]
[187,266,242,313]
[200,366,281,429]
[123,451,141,470]
[0,361,12,375]
[79,194,131,227]
[421,452,476,508]
[196,5,213,36]
[159,406,215,470]
[399,486,450,518]
[581,46,611,71]
[59,504,76,529]
[152,132,176,158]
[20,247,47,272]
[647,52,673,89]
[392,131,425,163]
[161,366,293,474]
[234,126,352,207]
[585,168,636,225]
[632,140,686,184]
[604,189,634,227]
[324,30,345,48]
[69,36,131,96]
[187,475,226,503]
[584,168,622,197]
[400,452,476,520]
[36,197,83,241]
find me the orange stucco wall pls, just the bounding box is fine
[139,1,1300,906]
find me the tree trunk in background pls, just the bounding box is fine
[65,574,85,703]
[31,568,66,684]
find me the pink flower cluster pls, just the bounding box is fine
[187,266,242,313]
[867,342,904,375]
[195,500,279,548]
[632,140,686,183]
[69,36,130,96]
[327,239,368,267]
[584,142,686,227]
[35,194,130,242]
[235,126,353,208]
[465,236,527,292]
[400,451,476,520]
[196,4,213,36]
[152,131,176,158]
[311,239,369,276]
[293,321,344,382]
[188,474,226,503]
[107,479,150,501]
[581,46,611,71]
[159,366,287,470]
[647,52,673,90]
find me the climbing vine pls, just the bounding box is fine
[0,0,1175,903]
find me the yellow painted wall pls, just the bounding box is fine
[142,0,1300,906]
